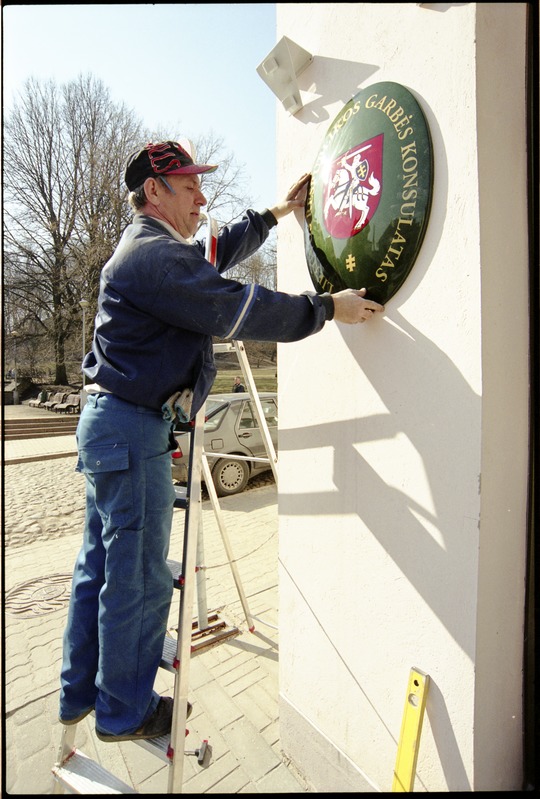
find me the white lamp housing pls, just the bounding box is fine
[256,36,313,116]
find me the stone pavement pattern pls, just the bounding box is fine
[3,408,310,794]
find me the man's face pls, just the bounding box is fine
[155,173,207,238]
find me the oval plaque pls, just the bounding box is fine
[304,81,433,304]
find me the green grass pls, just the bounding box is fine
[33,366,277,396]
[211,367,277,394]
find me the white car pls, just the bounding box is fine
[171,392,278,496]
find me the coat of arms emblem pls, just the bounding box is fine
[304,82,433,304]
[323,135,383,239]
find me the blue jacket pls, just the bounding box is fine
[83,210,333,415]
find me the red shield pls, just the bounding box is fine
[322,134,383,239]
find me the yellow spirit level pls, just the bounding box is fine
[392,667,430,792]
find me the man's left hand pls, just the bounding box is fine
[269,173,311,220]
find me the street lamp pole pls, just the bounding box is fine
[79,300,90,388]
[12,332,20,405]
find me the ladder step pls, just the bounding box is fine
[132,732,171,762]
[166,613,240,657]
[173,485,188,509]
[212,342,235,353]
[161,633,177,672]
[167,558,183,589]
[161,614,240,671]
[52,748,138,793]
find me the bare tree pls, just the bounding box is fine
[3,78,75,383]
[194,132,250,225]
[3,76,274,385]
[3,75,143,384]
[66,75,144,300]
[222,245,276,290]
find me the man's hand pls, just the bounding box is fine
[269,174,311,220]
[331,288,385,324]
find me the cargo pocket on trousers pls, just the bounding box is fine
[77,443,134,528]
[77,443,129,474]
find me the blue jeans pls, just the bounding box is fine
[59,393,176,734]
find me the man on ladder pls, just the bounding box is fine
[58,139,384,751]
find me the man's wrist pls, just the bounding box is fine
[319,292,335,321]
[261,208,278,229]
[303,291,335,321]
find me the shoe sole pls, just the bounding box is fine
[95,729,169,743]
[59,707,94,725]
[95,701,192,743]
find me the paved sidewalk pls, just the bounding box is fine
[3,433,78,464]
[3,404,78,464]
[3,405,309,794]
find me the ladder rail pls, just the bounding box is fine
[53,724,77,794]
[200,211,279,626]
[201,211,278,482]
[204,451,271,464]
[231,340,278,483]
[168,402,207,794]
[168,208,261,791]
[201,452,255,631]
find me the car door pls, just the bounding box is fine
[234,397,278,468]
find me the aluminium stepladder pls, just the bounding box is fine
[192,211,278,635]
[52,212,278,793]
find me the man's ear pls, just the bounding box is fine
[144,176,161,206]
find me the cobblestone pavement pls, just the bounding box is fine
[3,446,307,794]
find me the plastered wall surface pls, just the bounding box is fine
[274,3,529,792]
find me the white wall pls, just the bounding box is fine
[274,3,529,792]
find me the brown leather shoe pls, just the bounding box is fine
[95,697,192,742]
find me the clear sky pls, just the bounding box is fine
[2,3,277,206]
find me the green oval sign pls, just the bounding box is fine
[304,81,433,304]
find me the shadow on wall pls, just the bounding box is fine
[296,56,380,124]
[279,306,481,665]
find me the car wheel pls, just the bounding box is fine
[212,457,250,497]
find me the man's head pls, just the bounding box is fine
[125,141,217,191]
[126,141,218,238]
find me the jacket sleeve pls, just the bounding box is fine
[193,210,333,341]
[154,250,333,342]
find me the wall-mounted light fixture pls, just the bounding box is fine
[256,36,313,116]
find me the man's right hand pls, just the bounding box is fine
[331,288,385,324]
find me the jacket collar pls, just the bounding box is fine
[134,213,194,245]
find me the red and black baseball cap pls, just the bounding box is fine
[125,141,218,191]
